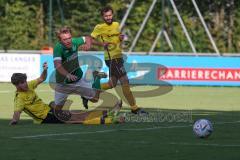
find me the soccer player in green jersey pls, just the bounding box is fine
[53,26,106,110]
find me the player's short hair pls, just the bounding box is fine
[11,73,27,85]
[55,26,72,40]
[101,6,113,16]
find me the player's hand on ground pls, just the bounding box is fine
[43,62,48,70]
[66,74,78,81]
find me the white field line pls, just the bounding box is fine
[11,120,240,140]
[12,129,118,139]
[11,125,191,139]
[169,142,240,147]
[43,138,240,148]
[214,121,240,125]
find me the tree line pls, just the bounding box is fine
[0,0,239,54]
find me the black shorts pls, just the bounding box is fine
[105,58,127,79]
[42,109,71,124]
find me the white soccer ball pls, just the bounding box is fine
[193,119,213,138]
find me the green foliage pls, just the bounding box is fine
[0,0,239,53]
[0,1,40,50]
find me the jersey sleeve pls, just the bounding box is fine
[28,80,38,90]
[91,25,102,39]
[72,37,85,46]
[14,98,25,112]
[53,43,62,61]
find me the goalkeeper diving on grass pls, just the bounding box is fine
[9,62,124,125]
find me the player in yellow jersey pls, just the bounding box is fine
[9,62,124,125]
[91,6,147,115]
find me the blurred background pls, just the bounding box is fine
[0,0,239,112]
[0,0,239,54]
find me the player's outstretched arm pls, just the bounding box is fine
[80,36,92,51]
[36,62,48,85]
[91,37,111,50]
[54,60,78,81]
[9,111,21,125]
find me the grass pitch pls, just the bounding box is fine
[0,83,240,160]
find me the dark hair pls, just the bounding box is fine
[11,73,27,85]
[101,6,113,16]
[55,26,72,40]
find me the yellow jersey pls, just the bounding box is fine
[14,80,51,124]
[91,22,122,60]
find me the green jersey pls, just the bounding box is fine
[53,37,85,83]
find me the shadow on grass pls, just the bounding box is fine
[1,109,239,126]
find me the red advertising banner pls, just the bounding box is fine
[158,67,240,81]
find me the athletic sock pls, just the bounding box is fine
[83,111,112,125]
[83,117,101,124]
[92,76,101,90]
[84,110,107,120]
[121,84,138,109]
[100,83,112,90]
[103,117,113,124]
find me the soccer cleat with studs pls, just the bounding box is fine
[92,71,108,79]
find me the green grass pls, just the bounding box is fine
[0,83,240,160]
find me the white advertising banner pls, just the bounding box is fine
[0,54,40,82]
